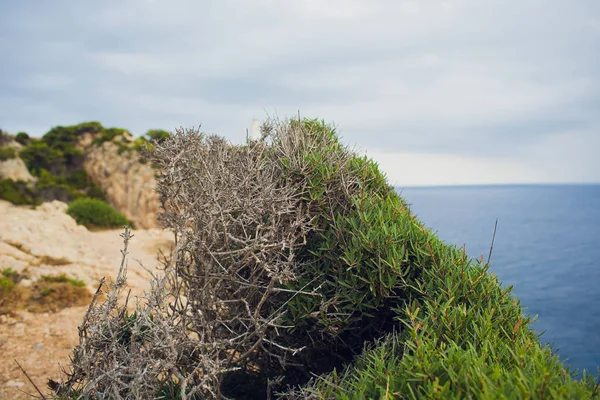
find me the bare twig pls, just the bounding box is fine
[14,359,47,400]
[487,218,498,265]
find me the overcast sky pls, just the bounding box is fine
[0,1,598,186]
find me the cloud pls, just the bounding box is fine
[0,0,598,185]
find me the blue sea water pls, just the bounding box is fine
[397,184,600,377]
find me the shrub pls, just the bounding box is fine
[19,141,66,176]
[0,276,14,294]
[14,121,110,206]
[41,273,86,287]
[55,118,599,399]
[15,131,30,145]
[43,121,103,150]
[66,197,132,229]
[36,169,81,203]
[145,129,171,143]
[86,182,107,201]
[0,146,16,161]
[91,127,130,146]
[0,178,38,205]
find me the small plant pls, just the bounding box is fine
[15,131,30,145]
[0,276,15,294]
[41,273,86,287]
[145,129,171,143]
[0,146,16,161]
[66,197,132,229]
[0,269,90,315]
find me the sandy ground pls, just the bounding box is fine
[0,200,174,399]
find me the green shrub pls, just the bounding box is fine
[15,132,30,145]
[14,121,112,205]
[132,137,151,151]
[145,129,171,143]
[0,268,20,295]
[41,273,86,287]
[0,146,16,161]
[86,182,107,201]
[19,141,66,176]
[66,168,90,189]
[0,178,38,205]
[43,122,103,150]
[0,277,14,294]
[36,168,81,203]
[66,197,132,229]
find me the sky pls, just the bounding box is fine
[0,0,598,186]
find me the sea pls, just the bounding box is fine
[397,184,600,378]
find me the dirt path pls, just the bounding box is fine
[0,200,174,399]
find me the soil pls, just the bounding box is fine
[0,206,174,399]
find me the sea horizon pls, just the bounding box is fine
[399,184,600,376]
[396,182,600,190]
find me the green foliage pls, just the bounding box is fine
[65,168,90,189]
[41,273,86,287]
[0,277,15,294]
[272,120,598,399]
[44,121,103,150]
[13,122,112,205]
[0,178,39,205]
[0,146,16,161]
[145,129,171,143]
[92,126,130,146]
[15,132,30,145]
[36,169,83,203]
[66,197,132,229]
[0,268,18,295]
[86,182,107,201]
[19,140,66,176]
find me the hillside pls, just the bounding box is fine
[0,123,166,229]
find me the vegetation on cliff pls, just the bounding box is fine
[0,122,169,228]
[50,118,599,399]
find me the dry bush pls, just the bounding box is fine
[54,228,226,399]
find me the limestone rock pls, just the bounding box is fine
[0,200,174,399]
[0,138,36,183]
[80,140,160,229]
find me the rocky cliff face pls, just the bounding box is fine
[78,133,161,229]
[0,139,36,183]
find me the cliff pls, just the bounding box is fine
[0,137,36,183]
[77,132,160,229]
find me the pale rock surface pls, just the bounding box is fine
[79,137,161,229]
[0,139,36,183]
[0,200,174,399]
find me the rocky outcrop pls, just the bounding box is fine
[0,157,36,182]
[0,200,174,399]
[0,139,36,183]
[78,135,161,229]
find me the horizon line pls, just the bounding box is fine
[395,182,600,189]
